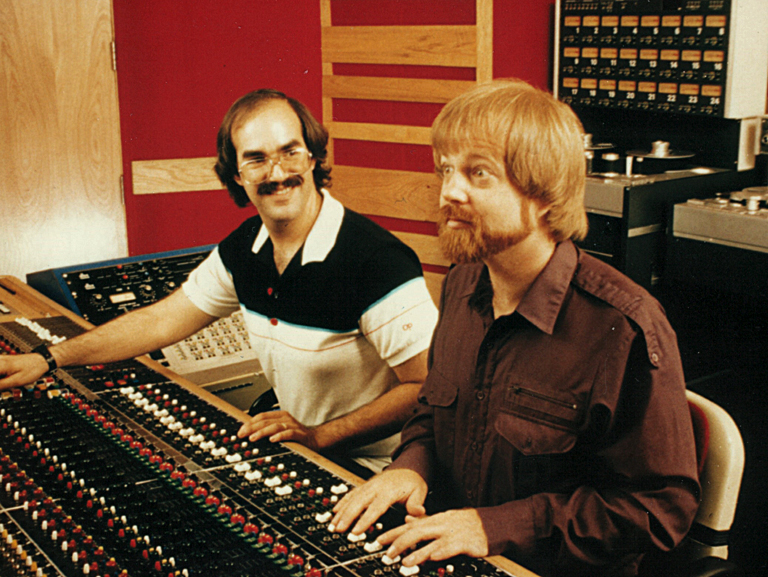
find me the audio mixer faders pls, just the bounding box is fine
[0,312,518,577]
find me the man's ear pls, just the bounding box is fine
[234,173,243,187]
[534,200,552,221]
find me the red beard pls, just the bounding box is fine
[437,203,533,263]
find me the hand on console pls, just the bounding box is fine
[0,353,49,390]
[377,508,489,568]
[237,409,320,451]
[330,468,428,536]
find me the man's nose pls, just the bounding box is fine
[266,160,288,181]
[440,175,469,205]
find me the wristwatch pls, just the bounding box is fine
[31,343,58,373]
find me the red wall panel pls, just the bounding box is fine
[494,0,555,90]
[113,0,555,256]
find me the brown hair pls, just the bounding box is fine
[431,79,588,242]
[214,89,332,207]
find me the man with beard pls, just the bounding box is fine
[329,79,700,576]
[0,89,438,475]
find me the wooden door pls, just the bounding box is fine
[0,0,127,280]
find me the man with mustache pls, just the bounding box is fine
[0,89,438,474]
[330,79,699,575]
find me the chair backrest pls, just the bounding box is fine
[684,389,745,561]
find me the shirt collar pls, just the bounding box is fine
[516,241,578,334]
[251,188,344,265]
[469,241,578,335]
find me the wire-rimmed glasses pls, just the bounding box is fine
[238,147,313,185]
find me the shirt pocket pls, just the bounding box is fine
[494,384,583,456]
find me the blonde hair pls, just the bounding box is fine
[431,79,588,242]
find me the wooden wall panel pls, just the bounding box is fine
[318,0,496,293]
[322,25,478,67]
[322,76,475,103]
[329,166,439,222]
[326,122,432,145]
[132,158,220,195]
[392,231,449,268]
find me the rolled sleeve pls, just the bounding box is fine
[477,499,537,557]
[360,277,438,368]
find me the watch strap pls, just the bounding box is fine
[31,343,58,373]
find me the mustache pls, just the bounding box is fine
[438,204,478,227]
[257,174,304,196]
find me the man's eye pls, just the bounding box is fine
[437,165,453,178]
[470,166,494,184]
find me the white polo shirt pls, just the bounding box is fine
[183,190,438,472]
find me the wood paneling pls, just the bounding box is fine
[476,0,494,82]
[322,75,475,103]
[330,166,439,222]
[320,0,335,164]
[130,162,441,220]
[322,25,478,67]
[0,0,126,279]
[317,1,493,305]
[133,158,220,195]
[327,122,432,145]
[392,231,448,267]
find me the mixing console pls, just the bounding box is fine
[26,247,215,327]
[26,247,263,388]
[0,279,530,577]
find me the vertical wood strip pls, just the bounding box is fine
[320,0,334,165]
[476,0,494,82]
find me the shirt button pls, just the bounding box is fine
[270,318,278,326]
[475,391,485,401]
[471,442,480,452]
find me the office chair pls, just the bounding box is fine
[248,387,279,416]
[641,389,746,577]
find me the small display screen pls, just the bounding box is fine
[109,292,136,304]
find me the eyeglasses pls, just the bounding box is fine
[238,147,313,184]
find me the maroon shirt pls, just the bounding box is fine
[390,241,700,576]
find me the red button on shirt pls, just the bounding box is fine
[270,318,278,326]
